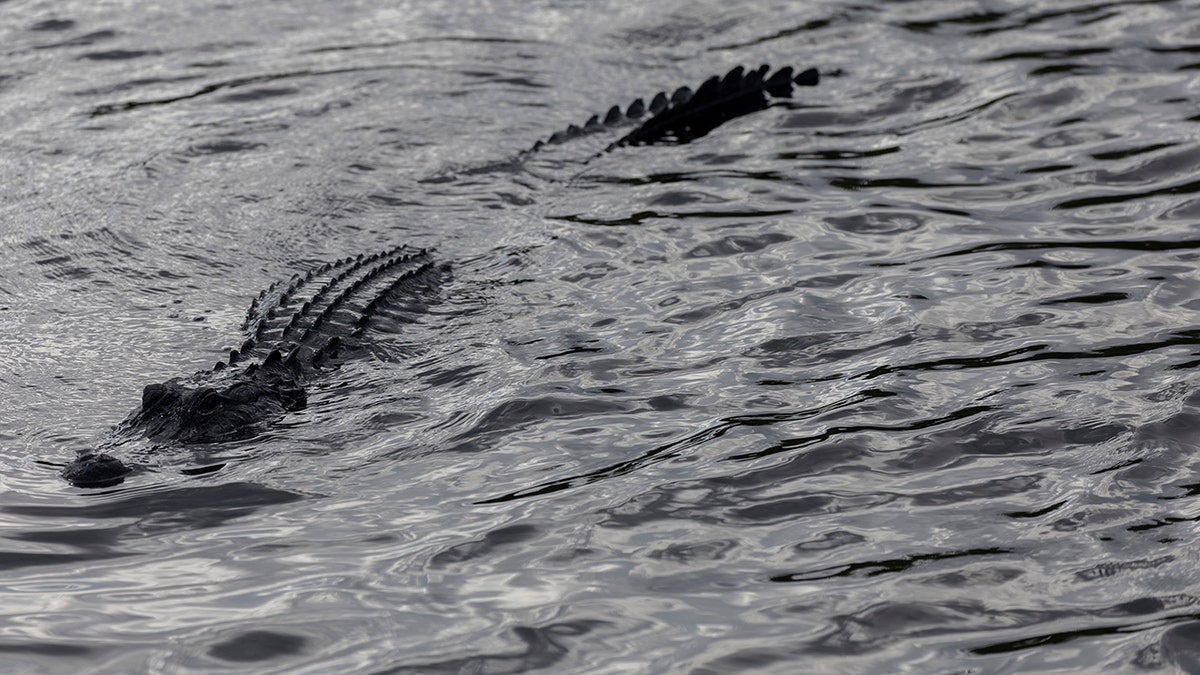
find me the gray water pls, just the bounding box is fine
[3,0,1200,672]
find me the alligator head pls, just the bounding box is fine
[62,357,307,487]
[131,368,306,444]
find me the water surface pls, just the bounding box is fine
[3,0,1200,672]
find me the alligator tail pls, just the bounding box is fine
[527,64,818,154]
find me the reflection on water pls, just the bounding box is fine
[2,0,1200,672]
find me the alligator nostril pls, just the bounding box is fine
[61,453,131,488]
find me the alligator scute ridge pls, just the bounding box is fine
[527,64,819,153]
[60,63,820,488]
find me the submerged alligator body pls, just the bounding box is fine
[61,64,820,487]
[63,247,442,486]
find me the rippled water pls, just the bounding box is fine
[3,0,1200,672]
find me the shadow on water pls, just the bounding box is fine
[374,621,610,675]
[0,482,303,571]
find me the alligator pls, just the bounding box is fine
[61,64,820,488]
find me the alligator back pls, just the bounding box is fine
[234,245,438,373]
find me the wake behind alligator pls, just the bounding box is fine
[61,64,820,488]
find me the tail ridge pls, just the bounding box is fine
[526,64,819,155]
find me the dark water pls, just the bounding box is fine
[3,0,1200,672]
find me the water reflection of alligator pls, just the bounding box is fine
[62,65,820,487]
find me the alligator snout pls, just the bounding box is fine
[61,452,131,488]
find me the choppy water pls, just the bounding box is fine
[3,0,1200,672]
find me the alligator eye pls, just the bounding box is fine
[142,383,167,409]
[193,390,223,416]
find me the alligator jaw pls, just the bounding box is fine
[61,452,131,488]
